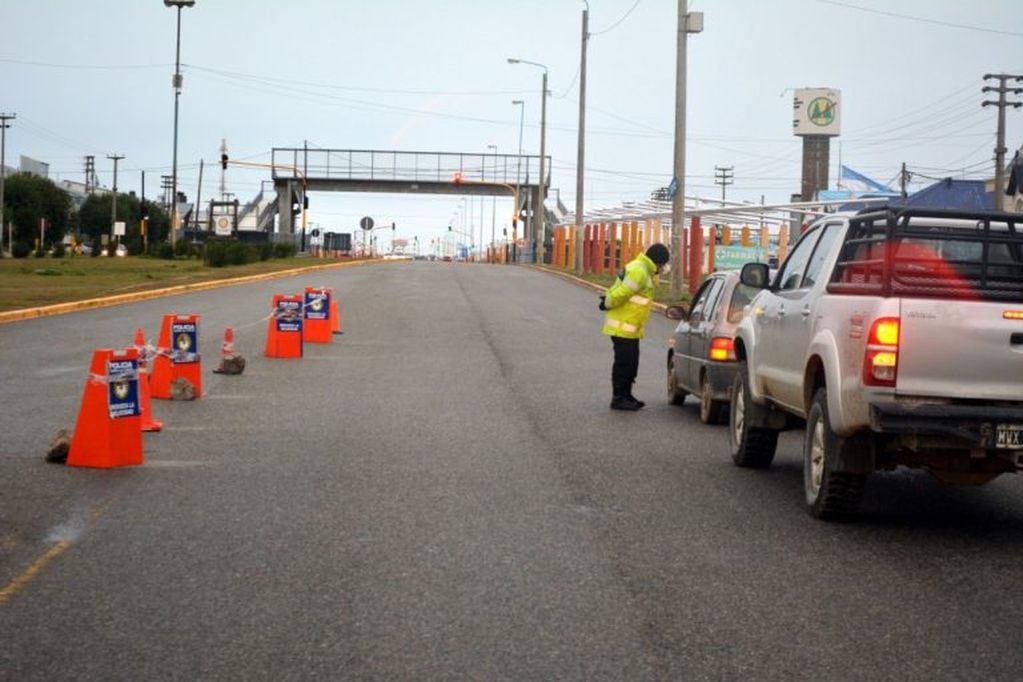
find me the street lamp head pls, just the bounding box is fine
[164,0,196,7]
[507,58,520,64]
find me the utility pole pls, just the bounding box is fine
[714,166,734,202]
[195,158,205,233]
[982,73,1023,211]
[900,162,908,199]
[0,112,14,254]
[107,154,125,245]
[670,2,703,299]
[538,71,548,265]
[574,2,589,275]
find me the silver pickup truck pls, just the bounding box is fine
[730,207,1023,519]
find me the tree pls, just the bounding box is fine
[77,193,170,248]
[2,173,72,246]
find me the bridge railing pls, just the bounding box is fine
[271,148,547,187]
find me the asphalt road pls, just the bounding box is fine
[3,261,1023,680]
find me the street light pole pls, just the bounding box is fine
[107,154,125,246]
[0,112,14,254]
[165,0,196,248]
[508,58,549,265]
[488,144,497,260]
[512,100,525,261]
[670,1,703,298]
[574,3,589,275]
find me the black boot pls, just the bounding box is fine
[611,385,642,410]
[627,389,645,409]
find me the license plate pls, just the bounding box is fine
[995,425,1023,449]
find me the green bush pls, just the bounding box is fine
[156,242,176,260]
[125,236,144,256]
[90,238,102,257]
[272,242,295,259]
[51,243,66,258]
[174,238,193,258]
[258,241,273,261]
[204,240,227,267]
[12,241,32,258]
[34,248,47,258]
[226,241,251,266]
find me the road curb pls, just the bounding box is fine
[0,258,384,326]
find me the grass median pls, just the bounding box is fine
[0,255,362,312]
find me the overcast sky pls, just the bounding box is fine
[2,0,1022,248]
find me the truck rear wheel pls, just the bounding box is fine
[804,388,867,519]
[729,363,778,468]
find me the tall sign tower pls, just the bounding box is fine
[793,88,841,202]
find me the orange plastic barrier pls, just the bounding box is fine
[150,313,202,400]
[133,328,162,432]
[303,287,333,344]
[265,294,304,358]
[67,348,144,468]
[329,288,343,335]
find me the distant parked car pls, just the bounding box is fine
[666,269,760,424]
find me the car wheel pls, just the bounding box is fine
[804,387,867,520]
[667,353,687,406]
[699,374,727,425]
[729,362,778,468]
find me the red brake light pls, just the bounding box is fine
[863,317,900,387]
[709,336,735,362]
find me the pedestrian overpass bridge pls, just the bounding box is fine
[265,147,549,236]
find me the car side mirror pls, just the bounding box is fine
[740,262,771,289]
[665,305,688,321]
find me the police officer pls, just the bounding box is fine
[600,243,671,410]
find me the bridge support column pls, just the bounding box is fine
[277,183,294,234]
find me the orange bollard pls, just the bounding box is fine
[150,313,203,400]
[329,288,343,335]
[67,348,144,468]
[303,287,333,344]
[265,294,304,358]
[133,328,162,432]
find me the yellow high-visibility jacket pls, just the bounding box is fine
[602,252,656,339]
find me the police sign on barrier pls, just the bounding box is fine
[171,320,199,363]
[107,358,140,419]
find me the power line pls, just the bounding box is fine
[817,0,1023,37]
[590,0,643,36]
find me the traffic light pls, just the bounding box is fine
[220,153,228,170]
[448,225,452,231]
[392,222,395,230]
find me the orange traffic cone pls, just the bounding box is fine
[133,328,162,432]
[150,313,203,400]
[213,327,246,375]
[66,348,144,468]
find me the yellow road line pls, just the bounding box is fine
[0,539,72,607]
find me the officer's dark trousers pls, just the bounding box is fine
[610,336,640,397]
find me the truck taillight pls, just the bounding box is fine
[709,336,735,362]
[863,317,900,387]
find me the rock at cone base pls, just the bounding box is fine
[170,377,197,401]
[213,354,246,375]
[46,429,71,464]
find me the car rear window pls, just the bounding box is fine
[828,212,1023,302]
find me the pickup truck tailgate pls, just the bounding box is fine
[897,298,1023,400]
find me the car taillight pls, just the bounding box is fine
[863,317,899,387]
[709,336,735,362]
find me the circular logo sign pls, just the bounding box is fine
[113,382,130,400]
[176,333,192,352]
[217,217,230,229]
[310,298,324,312]
[808,97,836,127]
